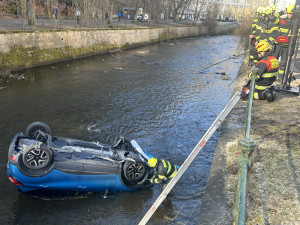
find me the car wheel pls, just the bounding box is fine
[26,122,51,141]
[123,161,146,182]
[22,144,53,170]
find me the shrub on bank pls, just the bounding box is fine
[234,8,253,50]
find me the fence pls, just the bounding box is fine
[233,70,258,225]
[0,16,238,31]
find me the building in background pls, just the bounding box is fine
[275,0,296,11]
[174,0,249,21]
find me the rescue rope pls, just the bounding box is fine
[199,50,249,73]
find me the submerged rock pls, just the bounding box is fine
[221,75,229,80]
[18,75,26,80]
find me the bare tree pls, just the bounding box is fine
[203,1,220,33]
[172,0,187,21]
[193,0,205,22]
[179,0,192,20]
[27,0,36,25]
[20,0,27,19]
[45,0,51,17]
[108,0,114,23]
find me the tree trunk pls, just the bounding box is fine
[20,0,27,18]
[108,0,114,24]
[45,0,50,17]
[173,0,185,21]
[193,0,203,22]
[27,0,36,26]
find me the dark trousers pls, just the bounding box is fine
[273,44,288,81]
[254,86,275,100]
[249,45,259,65]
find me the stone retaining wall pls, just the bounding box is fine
[0,24,238,71]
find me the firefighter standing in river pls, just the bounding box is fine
[242,41,279,102]
[148,158,178,184]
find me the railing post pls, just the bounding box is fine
[234,67,258,224]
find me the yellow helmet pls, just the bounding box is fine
[256,7,264,14]
[264,7,272,15]
[271,5,276,12]
[148,158,158,167]
[286,4,294,14]
[256,41,271,52]
[259,7,266,16]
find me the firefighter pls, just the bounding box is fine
[241,41,279,102]
[250,7,264,38]
[148,158,178,184]
[256,7,279,46]
[269,5,284,26]
[249,7,264,65]
[273,4,298,81]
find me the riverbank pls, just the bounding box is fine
[197,53,300,224]
[0,23,238,73]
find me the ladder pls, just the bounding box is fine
[138,90,242,225]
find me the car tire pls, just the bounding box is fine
[22,144,53,170]
[26,122,51,140]
[123,161,146,182]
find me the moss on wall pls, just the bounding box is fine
[158,31,178,41]
[0,31,179,72]
[0,24,238,73]
[0,43,124,71]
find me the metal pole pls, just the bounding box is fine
[238,163,248,225]
[234,71,257,225]
[282,0,300,88]
[15,0,19,18]
[244,71,256,139]
[139,90,242,225]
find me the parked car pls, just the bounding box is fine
[7,122,154,195]
[137,13,148,22]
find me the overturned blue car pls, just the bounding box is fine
[7,122,153,194]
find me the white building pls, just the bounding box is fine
[275,0,296,11]
[218,0,249,20]
[178,0,249,21]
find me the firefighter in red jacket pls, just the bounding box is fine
[148,158,178,184]
[242,41,279,102]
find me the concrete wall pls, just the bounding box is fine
[0,24,237,71]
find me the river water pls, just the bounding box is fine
[0,35,243,225]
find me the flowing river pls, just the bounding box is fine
[0,35,243,225]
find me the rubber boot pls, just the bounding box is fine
[272,91,277,101]
[262,89,273,102]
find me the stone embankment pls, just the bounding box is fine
[0,23,237,73]
[197,54,300,224]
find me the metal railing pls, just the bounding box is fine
[233,68,258,225]
[0,16,238,32]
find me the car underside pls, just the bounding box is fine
[8,122,153,194]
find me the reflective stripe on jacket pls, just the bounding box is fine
[255,54,279,87]
[157,159,177,179]
[150,159,178,183]
[257,21,279,44]
[277,18,300,45]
